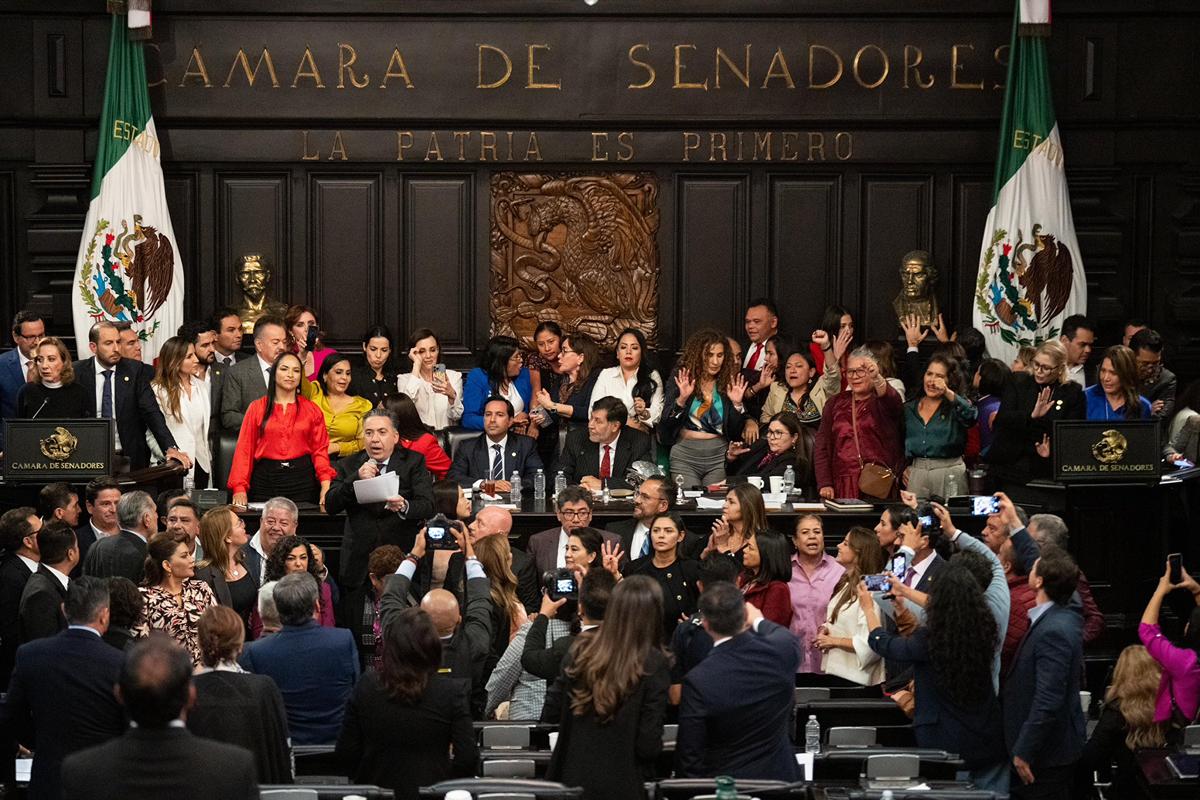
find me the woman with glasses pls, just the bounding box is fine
[726,412,815,494]
[988,340,1084,484]
[535,333,601,434]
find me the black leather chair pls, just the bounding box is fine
[209,429,239,492]
[654,779,811,799]
[419,778,582,799]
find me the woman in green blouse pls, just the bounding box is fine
[903,353,977,499]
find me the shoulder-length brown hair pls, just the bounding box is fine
[196,506,243,573]
[566,575,667,721]
[473,534,522,628]
[560,333,600,400]
[1106,644,1166,749]
[33,337,75,385]
[379,607,443,704]
[1102,345,1144,420]
[829,526,885,623]
[728,482,769,539]
[676,328,736,403]
[152,336,193,421]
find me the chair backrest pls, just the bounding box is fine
[212,429,239,490]
[865,753,920,780]
[828,726,877,746]
[1185,724,1200,747]
[421,778,583,799]
[662,723,679,744]
[482,759,538,779]
[446,427,477,460]
[794,687,830,704]
[482,725,533,750]
[260,790,318,800]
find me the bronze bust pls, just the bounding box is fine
[235,255,288,334]
[892,250,940,327]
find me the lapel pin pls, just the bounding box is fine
[123,376,129,382]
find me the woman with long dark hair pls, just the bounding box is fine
[379,393,451,479]
[132,531,218,666]
[228,352,335,508]
[1086,345,1152,420]
[263,535,336,628]
[727,411,815,494]
[863,561,1007,792]
[817,527,886,686]
[535,332,602,434]
[462,335,534,432]
[285,304,336,381]
[974,358,1009,456]
[903,352,978,499]
[737,529,793,627]
[701,482,768,559]
[395,328,463,430]
[622,512,700,638]
[761,330,847,428]
[545,575,671,799]
[335,607,477,800]
[811,305,855,387]
[661,328,748,488]
[349,325,399,406]
[565,527,605,574]
[589,327,664,435]
[305,353,373,459]
[525,320,565,403]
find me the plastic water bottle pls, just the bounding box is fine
[714,776,738,800]
[510,470,522,502]
[782,464,796,496]
[881,791,895,800]
[554,469,567,497]
[945,471,960,499]
[601,478,611,504]
[182,472,194,492]
[804,714,821,753]
[533,468,546,500]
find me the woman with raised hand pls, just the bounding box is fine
[285,304,336,381]
[395,328,463,430]
[816,526,886,686]
[589,327,664,435]
[903,353,978,499]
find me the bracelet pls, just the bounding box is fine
[404,554,420,564]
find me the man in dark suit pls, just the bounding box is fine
[72,477,122,577]
[61,636,258,800]
[559,395,652,490]
[220,314,288,432]
[736,298,780,438]
[239,572,360,745]
[0,507,41,689]
[211,306,247,368]
[73,320,190,471]
[18,521,78,644]
[468,506,540,613]
[0,310,44,449]
[448,396,543,490]
[1130,328,1177,422]
[4,577,126,800]
[1003,547,1086,799]
[380,525,495,717]
[527,486,620,575]
[677,582,800,780]
[606,476,705,563]
[83,490,156,583]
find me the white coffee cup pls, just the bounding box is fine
[548,731,560,750]
[769,475,784,494]
[748,476,764,489]
[1079,690,1092,715]
[443,792,472,800]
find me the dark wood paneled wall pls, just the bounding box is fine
[1,1,1199,379]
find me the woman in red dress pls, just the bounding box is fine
[380,392,452,480]
[814,346,904,500]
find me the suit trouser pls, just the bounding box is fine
[1010,762,1075,800]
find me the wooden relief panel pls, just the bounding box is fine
[490,172,661,349]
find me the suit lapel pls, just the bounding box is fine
[1007,603,1054,677]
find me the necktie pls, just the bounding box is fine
[749,342,764,369]
[24,358,34,383]
[600,445,612,479]
[224,356,235,366]
[265,366,272,386]
[640,532,652,558]
[100,369,114,419]
[903,566,917,587]
[491,444,503,480]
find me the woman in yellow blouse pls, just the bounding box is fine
[304,353,373,459]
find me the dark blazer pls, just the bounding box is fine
[193,563,234,607]
[0,347,27,447]
[189,670,292,784]
[545,649,671,800]
[335,672,476,800]
[527,525,621,576]
[72,523,102,578]
[447,431,544,489]
[868,626,1006,768]
[73,356,178,470]
[325,447,436,589]
[728,433,817,495]
[0,554,37,688]
[203,362,227,434]
[677,619,800,780]
[1002,602,1087,769]
[101,626,135,653]
[82,529,148,583]
[220,353,271,432]
[239,620,360,746]
[988,373,1085,480]
[4,628,126,800]
[558,426,652,489]
[914,552,946,594]
[17,568,68,643]
[605,517,706,564]
[881,552,947,692]
[61,726,257,800]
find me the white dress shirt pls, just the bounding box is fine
[905,551,937,588]
[556,527,569,569]
[396,369,464,430]
[45,563,70,591]
[1067,363,1087,387]
[472,435,509,490]
[588,367,665,426]
[93,359,122,450]
[628,521,651,560]
[17,554,38,573]
[257,355,274,388]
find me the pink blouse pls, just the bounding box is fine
[1140,621,1200,724]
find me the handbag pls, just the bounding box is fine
[851,396,895,499]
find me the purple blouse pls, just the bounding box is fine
[1139,621,1200,724]
[788,553,846,673]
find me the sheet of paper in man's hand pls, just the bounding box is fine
[354,471,399,504]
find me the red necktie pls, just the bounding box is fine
[749,343,764,370]
[600,445,612,479]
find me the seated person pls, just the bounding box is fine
[558,396,652,491]
[725,411,814,493]
[447,396,543,491]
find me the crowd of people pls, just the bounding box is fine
[0,298,1198,800]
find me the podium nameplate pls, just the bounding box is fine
[1052,420,1161,483]
[2,419,114,482]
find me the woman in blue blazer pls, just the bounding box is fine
[461,335,534,431]
[861,562,1008,794]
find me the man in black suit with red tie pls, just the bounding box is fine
[5,577,126,800]
[737,298,781,440]
[558,396,652,491]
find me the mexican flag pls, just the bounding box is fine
[973,0,1086,364]
[73,11,182,362]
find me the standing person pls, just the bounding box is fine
[18,521,77,643]
[811,305,855,388]
[60,637,259,800]
[285,304,336,381]
[737,530,793,627]
[1060,314,1097,387]
[73,478,120,574]
[534,332,602,434]
[622,512,702,638]
[525,322,565,467]
[178,318,228,441]
[1003,547,1087,799]
[474,534,529,682]
[1085,345,1152,420]
[661,328,749,489]
[262,535,336,628]
[210,307,246,367]
[379,392,452,480]
[194,506,256,629]
[16,337,93,419]
[814,346,904,501]
[788,514,845,674]
[0,508,41,688]
[462,335,535,433]
[219,315,289,431]
[349,325,398,407]
[150,336,212,488]
[677,583,800,780]
[760,329,848,429]
[1130,328,1177,422]
[334,607,477,800]
[0,311,46,441]
[817,527,887,686]
[132,531,218,665]
[395,328,463,430]
[305,353,373,459]
[83,491,157,583]
[227,352,336,508]
[1165,379,1200,464]
[974,358,1009,457]
[606,475,705,563]
[6,577,125,800]
[545,576,672,799]
[903,353,978,499]
[589,327,665,435]
[738,299,781,435]
[1138,559,1200,730]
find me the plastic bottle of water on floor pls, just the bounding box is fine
[804,714,820,753]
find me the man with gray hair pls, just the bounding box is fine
[239,573,359,745]
[243,496,298,583]
[1026,513,1105,643]
[82,490,157,583]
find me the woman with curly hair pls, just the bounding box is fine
[1077,644,1165,799]
[262,535,335,628]
[863,561,1007,793]
[660,328,749,488]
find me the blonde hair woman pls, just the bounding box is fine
[474,534,527,643]
[17,336,91,418]
[1079,645,1165,797]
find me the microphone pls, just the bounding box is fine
[30,397,50,419]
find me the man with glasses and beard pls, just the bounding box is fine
[605,476,705,563]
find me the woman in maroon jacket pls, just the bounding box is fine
[737,529,793,627]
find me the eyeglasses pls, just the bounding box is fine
[560,348,576,356]
[634,490,666,502]
[559,509,591,519]
[1031,361,1056,373]
[845,367,868,377]
[765,429,789,438]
